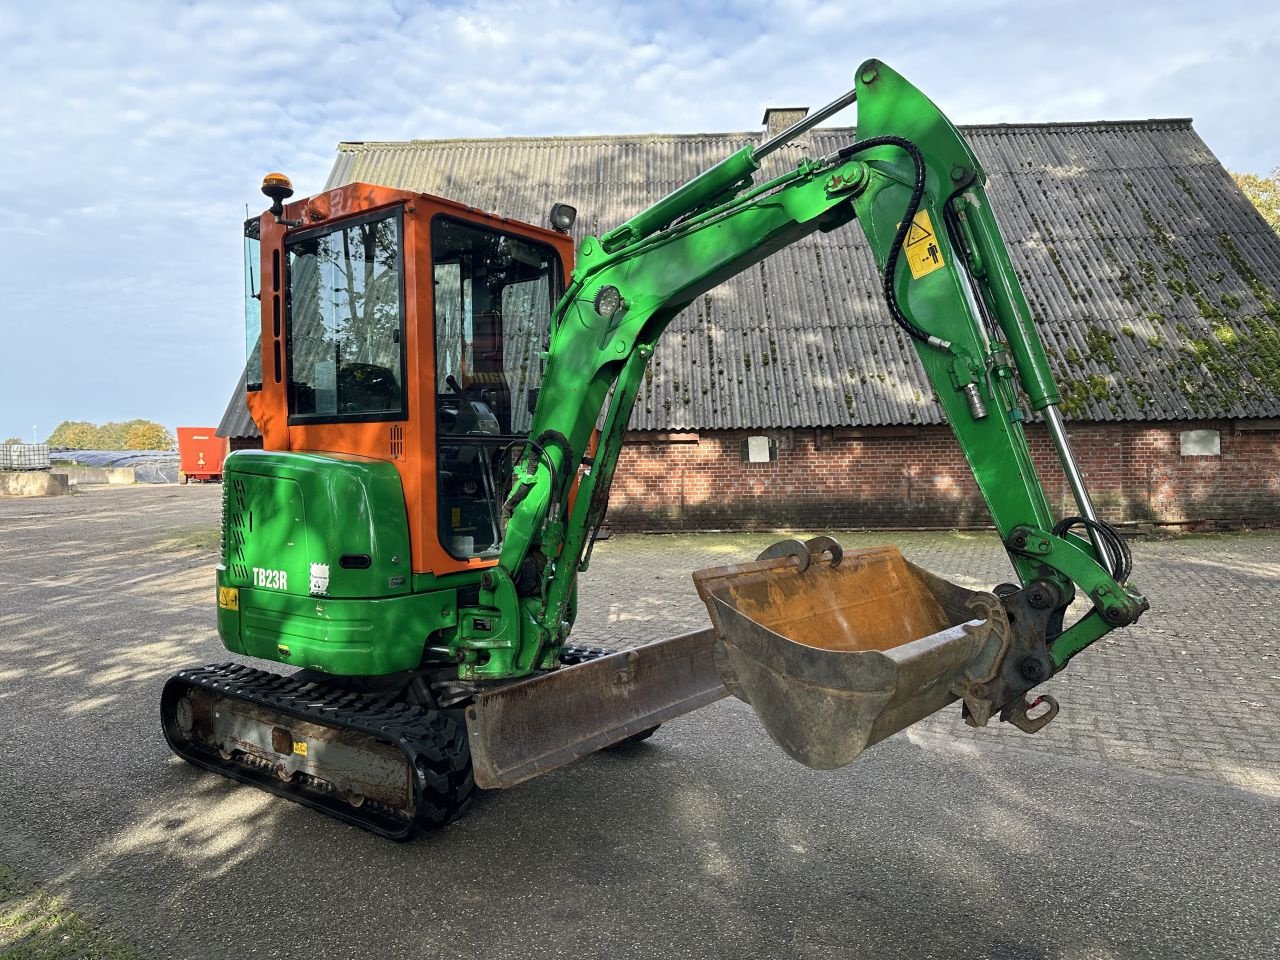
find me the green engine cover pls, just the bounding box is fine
[216,450,458,675]
[221,449,412,599]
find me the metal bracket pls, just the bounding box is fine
[1000,694,1060,734]
[755,536,844,573]
[613,650,639,685]
[948,593,1011,727]
[955,581,1061,730]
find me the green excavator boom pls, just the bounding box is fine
[461,58,1146,688]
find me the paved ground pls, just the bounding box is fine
[1,485,1277,960]
[579,525,1280,796]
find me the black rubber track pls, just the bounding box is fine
[161,663,474,841]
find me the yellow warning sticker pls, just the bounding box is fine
[901,209,945,280]
[293,741,308,756]
[217,585,239,611]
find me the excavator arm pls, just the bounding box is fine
[457,59,1146,726]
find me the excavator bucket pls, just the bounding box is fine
[693,537,1003,769]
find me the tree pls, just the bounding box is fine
[122,421,175,450]
[45,419,175,450]
[1232,167,1280,233]
[96,421,131,449]
[46,420,101,449]
[3,437,22,445]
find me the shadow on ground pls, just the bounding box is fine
[2,487,1278,959]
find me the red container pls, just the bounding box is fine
[177,428,228,483]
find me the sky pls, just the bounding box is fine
[1,0,1277,442]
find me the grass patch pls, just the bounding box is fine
[0,863,136,959]
[156,526,221,554]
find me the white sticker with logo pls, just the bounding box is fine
[310,562,330,596]
[253,567,288,590]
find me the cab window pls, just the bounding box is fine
[285,210,406,422]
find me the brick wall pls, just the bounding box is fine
[604,421,1280,531]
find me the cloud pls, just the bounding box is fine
[0,0,1274,438]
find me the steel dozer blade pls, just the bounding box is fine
[693,537,1007,769]
[466,630,728,789]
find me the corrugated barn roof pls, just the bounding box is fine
[218,369,255,439]
[219,118,1280,437]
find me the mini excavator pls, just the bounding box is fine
[162,60,1148,838]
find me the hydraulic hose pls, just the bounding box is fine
[500,436,560,520]
[837,136,950,351]
[1052,515,1133,584]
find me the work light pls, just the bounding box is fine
[549,202,577,233]
[593,285,624,318]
